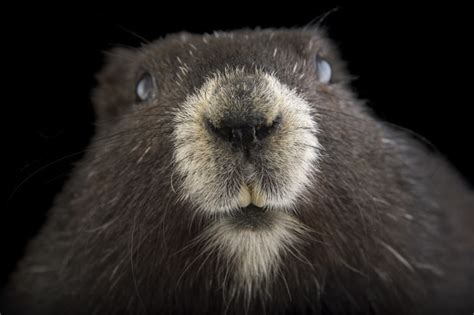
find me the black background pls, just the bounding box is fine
[2,3,472,290]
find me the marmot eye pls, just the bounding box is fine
[315,55,332,84]
[136,72,154,102]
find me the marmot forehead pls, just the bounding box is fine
[138,28,345,90]
[157,28,332,58]
[93,28,347,122]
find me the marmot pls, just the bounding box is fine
[3,29,474,314]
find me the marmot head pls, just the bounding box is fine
[84,29,416,309]
[93,29,347,216]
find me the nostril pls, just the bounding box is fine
[204,118,233,142]
[204,114,281,145]
[232,127,255,145]
[256,115,281,140]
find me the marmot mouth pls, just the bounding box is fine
[231,204,272,229]
[239,204,266,214]
[237,184,266,208]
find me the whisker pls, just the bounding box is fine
[303,6,341,29]
[8,124,175,205]
[314,106,441,154]
[117,25,152,45]
[129,210,147,313]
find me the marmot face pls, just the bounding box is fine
[94,30,345,221]
[91,29,351,295]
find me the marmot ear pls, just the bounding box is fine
[92,47,137,122]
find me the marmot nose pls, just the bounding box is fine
[205,115,281,148]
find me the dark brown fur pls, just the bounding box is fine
[3,29,474,314]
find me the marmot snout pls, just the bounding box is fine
[174,69,319,215]
[202,75,282,151]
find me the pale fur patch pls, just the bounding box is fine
[173,69,321,216]
[171,69,319,297]
[202,212,308,301]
